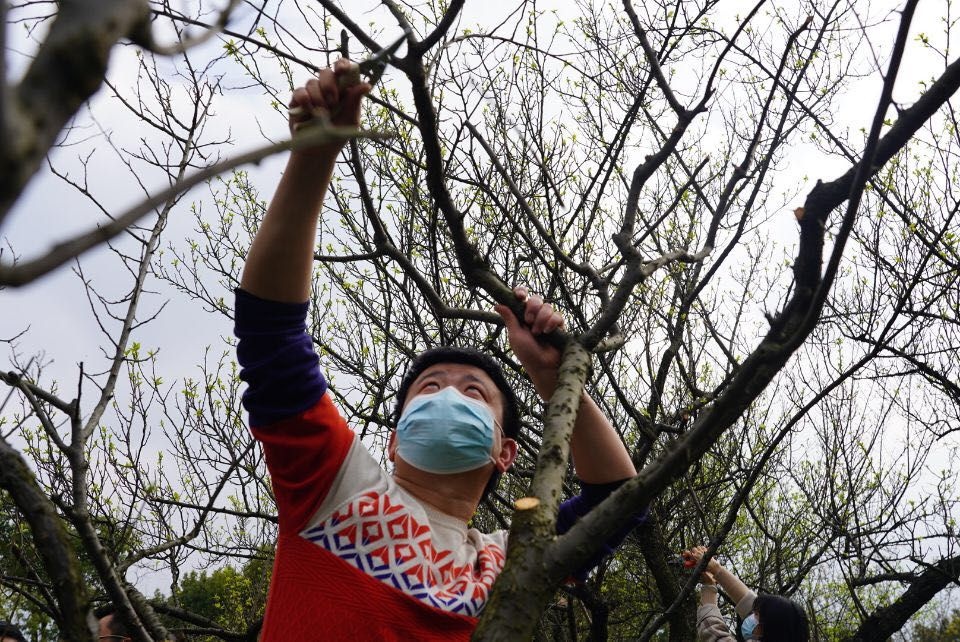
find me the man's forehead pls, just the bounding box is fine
[414,362,496,386]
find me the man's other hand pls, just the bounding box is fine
[495,286,564,399]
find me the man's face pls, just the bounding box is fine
[403,363,505,427]
[390,362,515,471]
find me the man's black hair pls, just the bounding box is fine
[0,621,26,642]
[92,603,115,621]
[393,346,521,500]
[752,594,810,641]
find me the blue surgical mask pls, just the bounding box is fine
[741,613,759,639]
[396,386,500,474]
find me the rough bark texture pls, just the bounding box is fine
[473,342,592,640]
[0,437,93,640]
[636,516,697,641]
[1,0,150,220]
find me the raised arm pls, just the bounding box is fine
[494,287,636,483]
[234,63,370,533]
[240,59,370,303]
[683,545,753,609]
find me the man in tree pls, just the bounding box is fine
[235,60,641,640]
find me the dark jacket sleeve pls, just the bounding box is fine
[556,479,648,581]
[234,288,355,533]
[234,288,327,426]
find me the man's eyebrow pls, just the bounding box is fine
[459,372,492,390]
[414,368,448,383]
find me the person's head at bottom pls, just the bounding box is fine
[743,594,810,641]
[0,621,27,642]
[94,605,131,642]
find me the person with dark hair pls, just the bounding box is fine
[93,604,131,642]
[0,621,27,642]
[752,594,810,641]
[96,615,131,642]
[682,545,810,641]
[234,59,644,640]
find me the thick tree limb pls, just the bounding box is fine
[0,437,93,640]
[636,515,697,642]
[473,340,591,640]
[799,0,919,336]
[845,554,960,641]
[1,0,151,221]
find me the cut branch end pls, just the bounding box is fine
[514,496,540,511]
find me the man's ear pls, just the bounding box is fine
[387,430,398,462]
[494,437,518,472]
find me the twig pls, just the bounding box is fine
[0,125,393,287]
[138,0,240,55]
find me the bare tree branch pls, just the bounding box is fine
[0,125,391,287]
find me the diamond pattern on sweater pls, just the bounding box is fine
[303,491,505,616]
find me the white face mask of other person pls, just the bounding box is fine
[741,613,760,639]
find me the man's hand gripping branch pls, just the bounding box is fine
[495,287,637,484]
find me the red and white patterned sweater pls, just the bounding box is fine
[253,395,503,640]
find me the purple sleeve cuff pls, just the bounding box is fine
[234,289,327,426]
[556,478,649,582]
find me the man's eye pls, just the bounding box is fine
[465,385,485,398]
[422,381,440,391]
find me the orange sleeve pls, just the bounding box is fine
[251,393,355,533]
